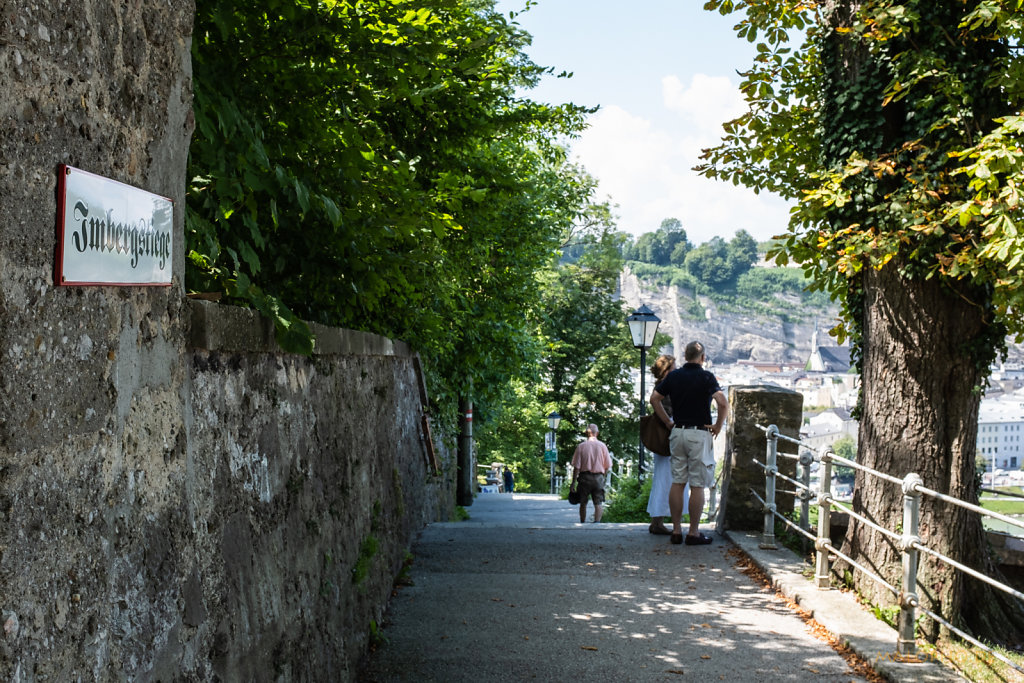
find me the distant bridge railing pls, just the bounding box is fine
[605,455,631,495]
[751,423,1024,674]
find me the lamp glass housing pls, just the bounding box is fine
[627,304,661,349]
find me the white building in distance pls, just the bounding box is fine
[977,392,1024,472]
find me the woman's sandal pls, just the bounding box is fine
[648,523,672,535]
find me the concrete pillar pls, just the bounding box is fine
[716,385,803,532]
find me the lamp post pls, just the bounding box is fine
[627,304,661,479]
[545,412,561,494]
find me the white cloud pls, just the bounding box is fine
[570,75,792,245]
[662,73,747,135]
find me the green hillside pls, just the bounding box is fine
[627,261,836,323]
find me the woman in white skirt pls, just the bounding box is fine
[647,354,689,534]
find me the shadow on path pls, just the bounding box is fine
[359,494,880,682]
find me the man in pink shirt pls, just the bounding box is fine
[570,423,613,523]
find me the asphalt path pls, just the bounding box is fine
[359,493,886,682]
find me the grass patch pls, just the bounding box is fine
[602,476,692,524]
[452,505,470,521]
[980,498,1024,515]
[918,639,1024,682]
[395,551,415,587]
[351,535,378,587]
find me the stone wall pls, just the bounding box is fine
[0,3,453,680]
[716,385,804,532]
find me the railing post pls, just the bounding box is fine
[815,448,834,589]
[898,473,922,656]
[799,449,814,554]
[760,424,779,549]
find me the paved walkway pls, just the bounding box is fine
[360,494,961,682]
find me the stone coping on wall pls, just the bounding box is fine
[189,298,414,357]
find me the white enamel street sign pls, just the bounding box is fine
[57,165,173,286]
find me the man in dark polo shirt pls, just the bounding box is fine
[649,341,729,545]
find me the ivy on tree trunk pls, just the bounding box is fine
[701,0,1024,644]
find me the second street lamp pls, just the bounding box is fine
[627,304,661,479]
[546,411,561,494]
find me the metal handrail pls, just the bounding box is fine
[826,498,902,543]
[751,423,1024,671]
[819,538,900,597]
[752,458,812,493]
[909,596,1023,673]
[981,487,1024,501]
[751,488,816,542]
[914,481,1024,532]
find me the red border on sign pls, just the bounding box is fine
[56,164,174,287]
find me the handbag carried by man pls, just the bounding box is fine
[639,414,670,457]
[568,487,581,505]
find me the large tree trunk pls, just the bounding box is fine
[842,264,1024,644]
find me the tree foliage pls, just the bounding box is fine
[682,230,759,287]
[700,0,1024,358]
[187,0,594,415]
[699,0,1024,643]
[622,217,691,266]
[475,220,665,489]
[624,222,758,290]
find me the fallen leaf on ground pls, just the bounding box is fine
[581,646,598,651]
[701,654,711,660]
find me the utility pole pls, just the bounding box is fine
[457,395,474,506]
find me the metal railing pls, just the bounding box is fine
[605,456,632,494]
[565,456,631,495]
[752,423,1024,672]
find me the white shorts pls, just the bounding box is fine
[669,427,715,488]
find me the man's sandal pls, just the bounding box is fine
[684,532,713,546]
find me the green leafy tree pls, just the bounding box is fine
[652,218,690,266]
[700,0,1024,641]
[473,378,551,492]
[539,228,631,456]
[831,434,856,483]
[684,236,730,287]
[631,232,658,264]
[725,229,758,280]
[476,206,631,491]
[669,240,691,268]
[478,215,672,488]
[188,0,593,423]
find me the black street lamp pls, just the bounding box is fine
[546,411,561,494]
[627,304,661,479]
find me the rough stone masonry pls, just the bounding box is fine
[0,3,453,680]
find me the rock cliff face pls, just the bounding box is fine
[619,267,1024,366]
[618,267,838,365]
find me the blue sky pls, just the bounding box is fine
[493,0,793,244]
